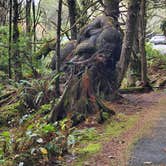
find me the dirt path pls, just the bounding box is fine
[85,91,166,166]
[129,94,166,166]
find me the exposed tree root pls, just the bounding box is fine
[49,68,115,125]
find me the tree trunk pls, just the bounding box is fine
[139,0,148,87]
[26,0,37,76]
[8,0,12,79]
[0,1,8,25]
[13,0,22,81]
[127,20,141,87]
[32,0,36,53]
[26,0,32,36]
[67,0,77,40]
[49,66,116,125]
[55,0,62,96]
[117,0,141,87]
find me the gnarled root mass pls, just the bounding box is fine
[49,62,117,125]
[49,15,123,125]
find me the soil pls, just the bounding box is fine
[129,94,166,166]
[80,91,166,166]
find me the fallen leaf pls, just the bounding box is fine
[40,147,48,155]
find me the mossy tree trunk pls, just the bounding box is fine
[127,25,141,87]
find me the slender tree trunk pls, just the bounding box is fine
[55,0,62,96]
[26,0,39,77]
[13,0,22,81]
[139,0,148,86]
[8,0,12,79]
[26,0,32,65]
[67,0,77,40]
[117,0,141,87]
[32,0,36,53]
[26,0,31,35]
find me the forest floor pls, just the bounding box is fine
[0,55,166,166]
[67,90,166,166]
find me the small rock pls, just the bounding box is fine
[108,155,116,159]
[84,161,90,166]
[144,161,152,165]
[36,138,44,144]
[119,140,125,144]
[18,162,24,166]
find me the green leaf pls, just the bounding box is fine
[1,131,10,138]
[41,124,55,133]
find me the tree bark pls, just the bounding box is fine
[13,0,22,81]
[67,0,77,40]
[117,0,141,87]
[32,0,36,53]
[8,0,12,79]
[0,1,8,25]
[55,0,63,96]
[139,0,148,86]
[26,0,32,36]
[127,20,141,87]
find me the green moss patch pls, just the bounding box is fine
[104,113,138,139]
[0,102,21,126]
[71,113,138,165]
[78,143,101,154]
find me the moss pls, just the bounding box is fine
[35,39,56,59]
[104,114,138,139]
[0,102,21,126]
[101,112,110,121]
[38,104,51,115]
[74,143,101,166]
[78,143,101,154]
[72,113,138,165]
[1,101,20,112]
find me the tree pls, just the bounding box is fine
[13,0,22,81]
[49,0,141,125]
[32,0,36,53]
[139,0,148,87]
[117,0,141,87]
[55,0,63,96]
[67,0,77,40]
[25,0,33,72]
[8,0,12,78]
[0,0,8,25]
[26,0,32,36]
